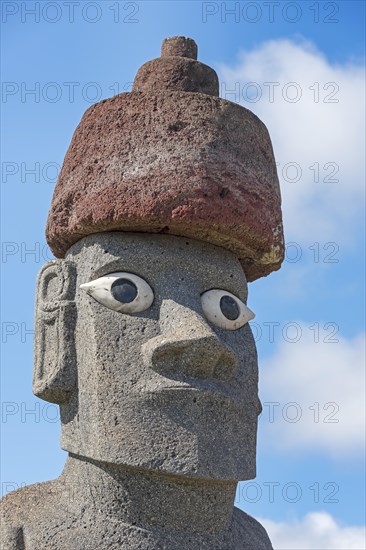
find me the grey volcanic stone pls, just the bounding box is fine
[1,233,273,549]
[1,457,272,549]
[1,36,282,550]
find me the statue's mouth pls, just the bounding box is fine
[137,377,260,417]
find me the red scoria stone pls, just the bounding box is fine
[46,37,284,282]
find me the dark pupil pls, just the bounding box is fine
[220,295,240,321]
[111,279,138,303]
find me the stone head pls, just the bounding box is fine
[33,232,261,481]
[32,36,284,485]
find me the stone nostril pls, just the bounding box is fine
[213,346,239,382]
[142,334,238,381]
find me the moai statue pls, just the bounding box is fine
[1,37,284,549]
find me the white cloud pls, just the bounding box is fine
[259,330,365,458]
[218,39,365,247]
[259,512,366,550]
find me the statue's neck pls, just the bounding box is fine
[60,453,237,533]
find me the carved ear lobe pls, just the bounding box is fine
[33,260,77,404]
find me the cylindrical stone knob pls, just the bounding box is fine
[133,36,218,96]
[161,36,198,60]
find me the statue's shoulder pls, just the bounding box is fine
[0,479,60,549]
[231,506,273,550]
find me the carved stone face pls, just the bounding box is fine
[34,233,261,481]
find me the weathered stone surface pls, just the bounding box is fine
[1,458,272,549]
[1,37,282,549]
[1,232,273,549]
[133,57,219,96]
[46,38,284,282]
[133,36,218,96]
[161,36,198,59]
[39,233,261,481]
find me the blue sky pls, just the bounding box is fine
[1,2,365,548]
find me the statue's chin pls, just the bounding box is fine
[60,388,258,481]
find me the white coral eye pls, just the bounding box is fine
[201,289,255,330]
[80,272,154,314]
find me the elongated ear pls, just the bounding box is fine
[33,260,77,404]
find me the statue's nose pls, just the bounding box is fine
[142,300,238,381]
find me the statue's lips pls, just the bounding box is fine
[135,379,260,417]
